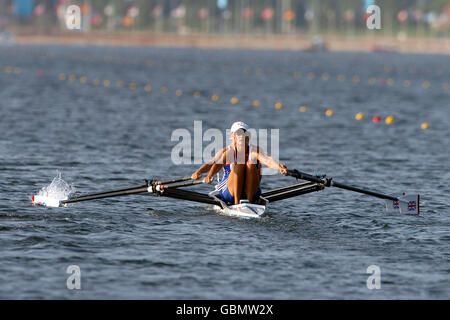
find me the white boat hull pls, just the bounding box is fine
[214,202,267,219]
[209,190,268,219]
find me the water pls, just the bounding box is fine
[0,44,449,299]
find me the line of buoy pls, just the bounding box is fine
[56,72,431,129]
[0,66,433,131]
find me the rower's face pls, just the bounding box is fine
[233,129,249,148]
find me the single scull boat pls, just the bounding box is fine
[31,169,420,218]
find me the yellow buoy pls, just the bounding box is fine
[274,102,283,110]
[299,106,307,112]
[80,76,87,84]
[103,80,111,87]
[385,115,395,125]
[211,94,219,102]
[193,91,200,98]
[59,73,67,81]
[421,122,429,130]
[176,89,183,96]
[231,97,239,104]
[129,83,136,90]
[355,112,364,120]
[253,100,260,107]
[116,81,123,88]
[160,86,167,94]
[325,109,334,117]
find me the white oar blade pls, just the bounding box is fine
[399,194,420,215]
[385,194,420,215]
[385,198,401,213]
[32,195,67,208]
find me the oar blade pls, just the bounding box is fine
[385,194,420,215]
[399,194,420,215]
[32,195,67,208]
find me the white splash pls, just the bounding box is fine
[37,171,75,200]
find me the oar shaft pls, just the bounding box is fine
[62,186,148,204]
[288,168,398,201]
[156,176,192,185]
[157,180,204,190]
[62,178,202,204]
[72,183,148,199]
[330,181,398,201]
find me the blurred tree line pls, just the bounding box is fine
[1,0,449,36]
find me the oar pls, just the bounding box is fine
[32,176,202,208]
[287,169,397,201]
[63,179,204,204]
[154,176,192,185]
[148,179,205,193]
[67,183,149,199]
[286,168,420,214]
[62,186,149,204]
[72,176,192,199]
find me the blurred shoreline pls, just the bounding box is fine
[7,27,450,54]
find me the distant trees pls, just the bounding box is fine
[2,0,449,36]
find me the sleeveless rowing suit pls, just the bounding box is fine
[217,145,261,204]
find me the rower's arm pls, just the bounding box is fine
[255,146,289,175]
[205,149,230,182]
[192,163,213,178]
[191,147,227,180]
[205,162,225,182]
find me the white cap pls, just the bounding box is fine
[230,121,249,133]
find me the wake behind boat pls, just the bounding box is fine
[31,168,420,218]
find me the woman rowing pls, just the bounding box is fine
[191,121,289,205]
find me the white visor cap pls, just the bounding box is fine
[230,121,249,134]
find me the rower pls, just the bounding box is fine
[191,121,289,205]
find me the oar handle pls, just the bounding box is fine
[148,178,211,194]
[287,169,328,185]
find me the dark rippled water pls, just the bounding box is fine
[0,44,449,299]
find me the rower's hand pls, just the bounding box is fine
[204,176,212,184]
[279,164,289,176]
[191,172,202,180]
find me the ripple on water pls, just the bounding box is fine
[0,46,449,299]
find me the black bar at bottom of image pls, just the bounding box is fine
[0,300,447,318]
